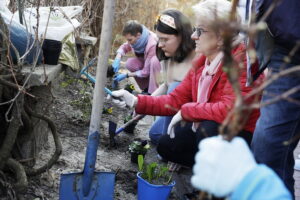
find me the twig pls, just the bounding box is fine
[57,6,79,38]
[245,65,300,99]
[0,77,35,99]
[0,22,21,67]
[245,85,300,109]
[219,3,244,140]
[259,0,282,22]
[283,131,300,146]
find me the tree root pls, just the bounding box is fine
[0,11,62,193]
[24,106,62,176]
[6,158,28,193]
[11,109,34,162]
[0,83,3,103]
[0,12,63,196]
[0,87,62,194]
[0,78,20,90]
[0,94,23,170]
[0,170,17,200]
[19,109,34,143]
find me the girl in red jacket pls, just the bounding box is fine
[109,0,261,170]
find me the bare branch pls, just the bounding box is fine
[245,65,300,100]
[246,85,300,109]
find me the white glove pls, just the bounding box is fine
[108,89,137,108]
[191,136,257,198]
[167,110,182,139]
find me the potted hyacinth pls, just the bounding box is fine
[137,155,175,200]
[128,139,150,163]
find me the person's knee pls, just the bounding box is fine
[196,120,220,138]
[126,58,143,72]
[167,82,180,93]
[149,132,161,145]
[149,118,166,144]
[156,137,165,155]
[149,117,165,132]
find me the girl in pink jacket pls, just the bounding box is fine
[112,20,161,94]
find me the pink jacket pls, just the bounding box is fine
[117,32,160,78]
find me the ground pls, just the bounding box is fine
[20,67,181,200]
[14,65,300,200]
[13,65,300,200]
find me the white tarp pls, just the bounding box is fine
[0,0,14,19]
[13,6,83,41]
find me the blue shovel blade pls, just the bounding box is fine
[59,172,115,200]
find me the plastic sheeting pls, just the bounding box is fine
[59,33,79,70]
[13,6,83,41]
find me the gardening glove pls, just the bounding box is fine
[167,110,182,139]
[112,57,121,73]
[113,73,128,82]
[108,89,137,108]
[191,136,257,198]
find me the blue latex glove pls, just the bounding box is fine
[112,58,121,73]
[113,73,128,82]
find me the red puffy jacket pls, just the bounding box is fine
[135,44,262,133]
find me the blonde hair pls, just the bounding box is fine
[193,0,238,25]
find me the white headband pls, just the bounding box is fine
[159,14,176,30]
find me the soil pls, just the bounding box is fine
[20,68,179,200]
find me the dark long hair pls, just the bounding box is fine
[155,9,195,62]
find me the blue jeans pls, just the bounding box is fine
[252,45,300,196]
[149,82,180,144]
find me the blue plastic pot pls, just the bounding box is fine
[137,172,175,200]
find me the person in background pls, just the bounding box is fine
[245,0,300,196]
[191,136,292,200]
[112,20,161,94]
[149,9,195,145]
[108,0,262,171]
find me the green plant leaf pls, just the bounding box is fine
[146,164,152,182]
[138,154,144,172]
[128,140,149,154]
[139,161,173,185]
[149,162,158,182]
[161,166,168,176]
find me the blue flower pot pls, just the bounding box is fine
[137,172,175,200]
